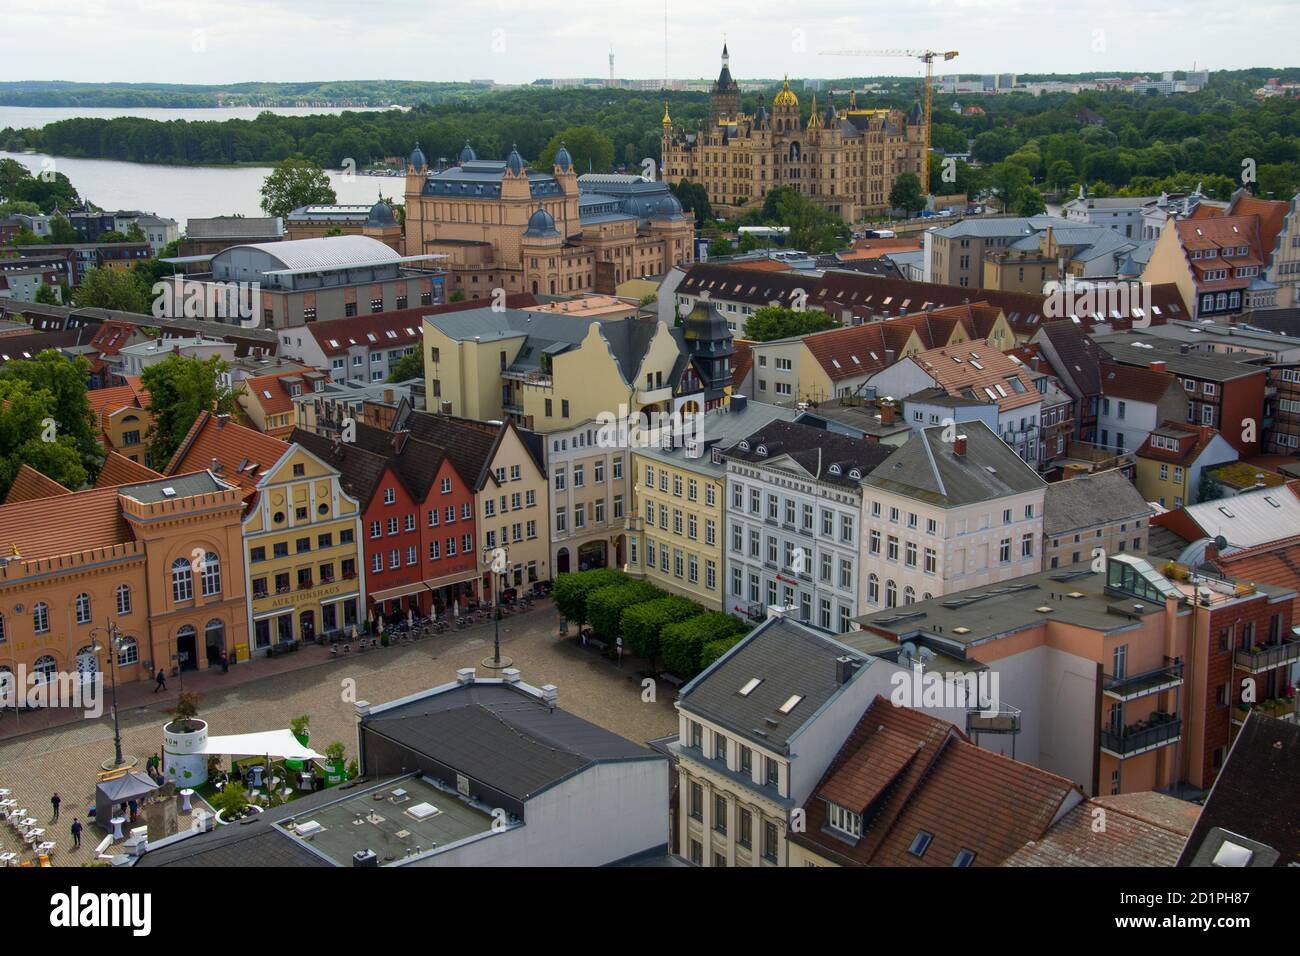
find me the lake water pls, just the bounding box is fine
[0,105,405,131]
[0,150,405,223]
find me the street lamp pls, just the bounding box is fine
[481,544,512,669]
[90,620,131,771]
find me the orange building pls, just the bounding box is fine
[0,470,249,686]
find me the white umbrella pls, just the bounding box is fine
[453,601,460,618]
[376,613,384,635]
[407,608,414,627]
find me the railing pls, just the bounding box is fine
[1232,698,1298,724]
[966,702,1022,734]
[1103,660,1184,700]
[1234,638,1300,674]
[1100,715,1181,757]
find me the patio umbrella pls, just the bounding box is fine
[377,613,384,636]
[453,602,459,618]
[407,608,414,627]
[350,625,358,641]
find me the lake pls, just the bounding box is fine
[0,105,405,131]
[1,150,405,223]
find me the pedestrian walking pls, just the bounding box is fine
[50,793,60,821]
[70,818,82,850]
[153,668,167,693]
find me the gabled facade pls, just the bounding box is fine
[1135,421,1239,509]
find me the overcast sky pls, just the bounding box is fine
[1,0,1295,85]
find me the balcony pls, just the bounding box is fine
[1103,660,1184,701]
[502,366,551,387]
[966,702,1021,735]
[636,384,673,405]
[1100,714,1182,758]
[1231,698,1298,725]
[1234,637,1300,674]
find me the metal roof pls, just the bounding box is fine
[234,235,403,272]
[1178,485,1300,553]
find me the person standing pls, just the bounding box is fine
[70,818,82,850]
[153,668,167,693]
[50,793,60,821]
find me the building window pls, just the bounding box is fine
[33,601,49,634]
[200,552,221,596]
[827,802,862,838]
[762,821,779,862]
[75,592,91,624]
[172,557,194,602]
[907,830,934,857]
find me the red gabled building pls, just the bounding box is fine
[291,421,479,624]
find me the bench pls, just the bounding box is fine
[587,636,609,653]
[659,672,685,689]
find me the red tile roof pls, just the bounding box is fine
[86,383,141,434]
[1003,792,1198,867]
[1100,360,1179,404]
[790,697,1081,867]
[96,451,163,488]
[1136,420,1224,466]
[802,321,917,381]
[914,338,1040,411]
[0,485,133,561]
[2,464,71,505]
[165,412,289,501]
[731,338,754,390]
[1229,193,1289,259]
[305,293,539,358]
[242,368,313,416]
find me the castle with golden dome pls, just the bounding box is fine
[661,44,926,223]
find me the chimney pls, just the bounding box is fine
[884,347,897,366]
[215,415,227,429]
[880,400,896,425]
[1204,541,1219,564]
[835,655,860,685]
[439,400,452,415]
[456,667,476,685]
[1254,473,1266,489]
[730,394,748,414]
[383,388,394,404]
[1031,355,1041,371]
[210,457,221,473]
[1149,360,1167,373]
[1178,344,1190,354]
[954,434,968,457]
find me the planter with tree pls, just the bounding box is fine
[162,692,209,787]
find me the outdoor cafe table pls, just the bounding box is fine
[179,789,194,812]
[109,816,126,840]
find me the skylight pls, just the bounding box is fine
[778,694,803,714]
[739,678,763,696]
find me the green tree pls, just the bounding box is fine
[0,377,88,498]
[661,612,749,678]
[1046,160,1077,191]
[742,305,839,342]
[387,350,423,383]
[71,266,151,312]
[537,126,615,174]
[34,283,61,305]
[125,222,147,243]
[140,354,236,465]
[888,172,926,216]
[0,350,101,479]
[1014,186,1047,216]
[586,581,661,639]
[620,596,702,668]
[47,214,80,243]
[552,568,627,628]
[259,158,336,219]
[1197,471,1226,504]
[988,161,1032,212]
[707,236,732,259]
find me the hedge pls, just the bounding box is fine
[586,581,663,638]
[552,568,627,626]
[620,596,703,666]
[661,612,750,678]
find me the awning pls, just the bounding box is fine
[197,729,326,761]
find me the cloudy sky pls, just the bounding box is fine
[1,0,1295,84]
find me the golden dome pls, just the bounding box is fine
[773,75,799,108]
[661,101,672,128]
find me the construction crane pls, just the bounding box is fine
[820,49,959,198]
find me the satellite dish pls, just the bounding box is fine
[1214,535,1228,550]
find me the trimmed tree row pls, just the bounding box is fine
[552,569,750,681]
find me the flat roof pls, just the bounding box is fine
[280,775,497,866]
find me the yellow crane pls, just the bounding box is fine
[820,48,959,198]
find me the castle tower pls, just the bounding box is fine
[709,42,740,127]
[772,76,800,135]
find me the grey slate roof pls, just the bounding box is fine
[364,682,660,801]
[678,616,870,752]
[723,419,895,489]
[185,216,282,240]
[863,420,1046,508]
[118,470,231,504]
[1098,336,1268,382]
[1042,468,1152,537]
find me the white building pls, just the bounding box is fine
[859,422,1046,608]
[724,419,894,631]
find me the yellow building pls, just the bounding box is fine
[1134,421,1238,510]
[423,307,686,433]
[242,444,366,649]
[402,141,692,297]
[628,398,797,609]
[661,45,925,223]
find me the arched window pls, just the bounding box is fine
[33,655,57,683]
[200,552,221,597]
[75,592,91,625]
[116,584,132,615]
[886,580,897,608]
[0,611,6,644]
[76,645,99,684]
[904,586,916,605]
[867,574,879,605]
[33,602,50,634]
[116,635,139,667]
[172,557,194,603]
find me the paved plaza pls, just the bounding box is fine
[0,601,679,867]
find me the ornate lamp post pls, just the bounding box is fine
[89,620,133,771]
[481,545,512,669]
